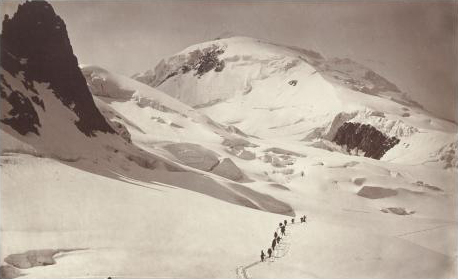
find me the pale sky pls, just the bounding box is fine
[2,0,457,122]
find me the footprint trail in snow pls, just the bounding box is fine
[236,223,301,279]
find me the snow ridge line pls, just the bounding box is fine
[235,222,301,279]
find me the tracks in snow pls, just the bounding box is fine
[396,223,457,237]
[235,223,301,279]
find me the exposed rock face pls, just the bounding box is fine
[333,122,400,159]
[1,1,114,136]
[0,73,41,135]
[140,44,226,87]
[304,110,417,144]
[193,45,225,77]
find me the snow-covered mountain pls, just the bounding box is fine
[80,65,266,183]
[134,37,457,167]
[1,2,457,279]
[0,1,292,214]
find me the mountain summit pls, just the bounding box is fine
[135,36,456,166]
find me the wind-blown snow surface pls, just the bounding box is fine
[1,44,457,278]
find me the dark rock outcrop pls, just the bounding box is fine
[184,44,226,77]
[0,75,41,135]
[332,122,400,159]
[140,44,226,87]
[1,1,114,136]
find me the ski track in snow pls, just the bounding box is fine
[235,223,303,279]
[396,223,457,238]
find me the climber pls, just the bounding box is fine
[272,238,277,250]
[291,218,295,224]
[281,225,286,236]
[268,248,272,258]
[284,220,287,226]
[276,236,281,244]
[260,250,265,262]
[274,231,278,238]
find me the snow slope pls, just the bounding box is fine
[2,133,456,278]
[81,65,272,184]
[3,68,456,276]
[2,73,456,277]
[82,65,227,145]
[135,37,457,167]
[1,154,286,278]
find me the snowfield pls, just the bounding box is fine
[1,154,285,278]
[1,35,457,278]
[2,134,456,278]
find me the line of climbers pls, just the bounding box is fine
[260,215,307,262]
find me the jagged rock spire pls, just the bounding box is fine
[1,0,114,136]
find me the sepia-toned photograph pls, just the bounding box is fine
[0,0,457,278]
